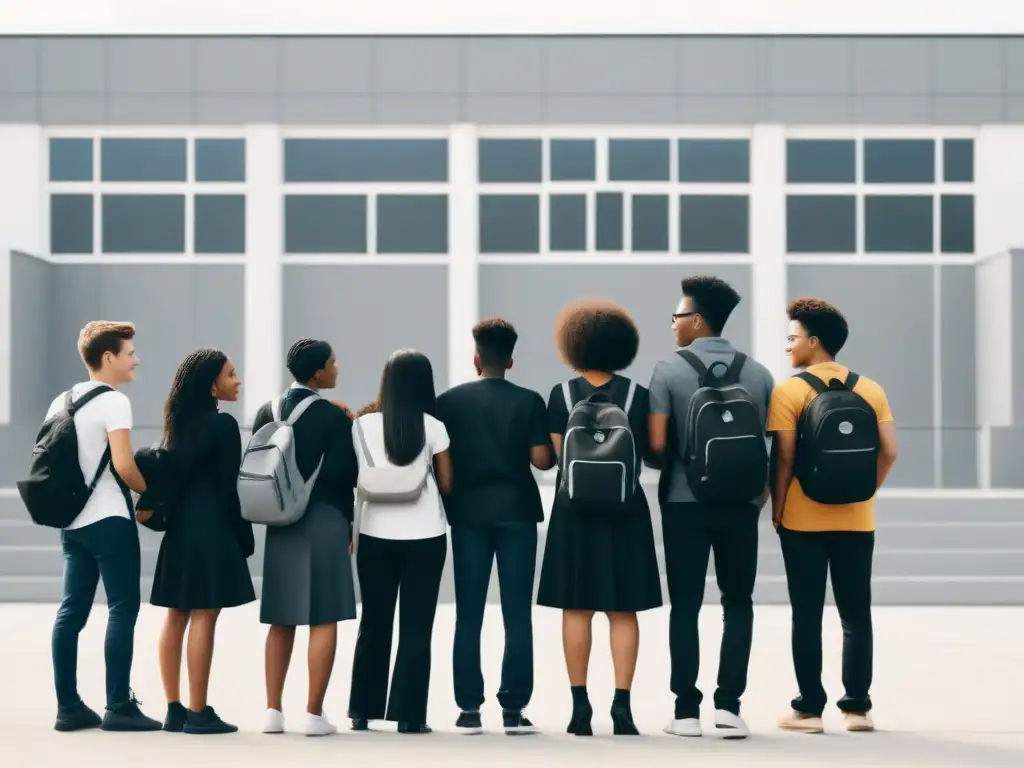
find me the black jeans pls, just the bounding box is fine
[52,515,141,711]
[451,522,537,713]
[778,527,874,716]
[349,533,447,724]
[662,502,759,718]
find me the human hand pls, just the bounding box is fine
[136,509,153,523]
[348,540,354,556]
[772,506,782,529]
[331,400,355,419]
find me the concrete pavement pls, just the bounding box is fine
[1,602,1023,767]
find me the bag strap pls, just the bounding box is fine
[90,445,113,490]
[623,379,637,415]
[845,371,861,391]
[285,391,322,426]
[66,384,114,416]
[353,418,375,468]
[561,380,574,412]
[725,352,748,384]
[676,348,708,379]
[270,396,283,422]
[795,371,829,395]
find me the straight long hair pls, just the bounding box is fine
[375,349,437,466]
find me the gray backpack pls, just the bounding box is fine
[351,417,434,553]
[237,393,324,527]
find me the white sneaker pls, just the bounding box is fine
[663,717,702,737]
[261,708,285,734]
[714,710,750,739]
[303,711,338,737]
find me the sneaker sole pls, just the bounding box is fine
[505,726,538,735]
[779,722,824,734]
[183,725,239,735]
[846,724,875,732]
[457,727,484,735]
[54,721,101,732]
[262,726,285,734]
[663,725,702,738]
[163,723,186,733]
[715,725,749,740]
[101,721,163,732]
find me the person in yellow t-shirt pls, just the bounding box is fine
[767,298,898,737]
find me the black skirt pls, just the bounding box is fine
[537,485,663,613]
[150,488,256,612]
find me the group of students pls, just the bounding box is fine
[21,273,897,741]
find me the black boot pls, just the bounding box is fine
[566,686,593,736]
[610,689,639,735]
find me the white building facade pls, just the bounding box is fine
[1,0,1023,603]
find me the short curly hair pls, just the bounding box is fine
[473,317,518,368]
[286,338,332,383]
[555,299,640,373]
[787,298,849,357]
[681,275,741,335]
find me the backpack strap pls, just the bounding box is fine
[623,379,638,415]
[676,348,708,379]
[66,384,114,416]
[285,392,321,426]
[561,380,574,412]
[353,418,375,468]
[725,352,748,384]
[795,371,829,395]
[270,397,283,422]
[844,371,861,391]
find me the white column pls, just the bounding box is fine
[749,123,789,383]
[0,125,45,426]
[446,123,479,389]
[242,124,284,425]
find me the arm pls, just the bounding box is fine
[433,450,453,495]
[327,408,359,514]
[877,422,898,487]
[528,392,555,471]
[766,383,801,528]
[646,362,672,466]
[104,393,147,492]
[427,416,453,495]
[546,384,569,463]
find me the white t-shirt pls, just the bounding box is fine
[353,412,450,540]
[44,381,134,530]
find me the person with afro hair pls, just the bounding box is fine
[536,299,662,737]
[769,299,897,735]
[251,338,360,737]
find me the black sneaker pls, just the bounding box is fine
[163,701,188,732]
[183,706,238,735]
[101,691,162,732]
[397,722,432,734]
[502,710,538,735]
[455,711,483,735]
[54,700,103,732]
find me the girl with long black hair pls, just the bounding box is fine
[347,349,453,735]
[147,348,255,735]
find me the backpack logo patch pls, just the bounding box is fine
[593,431,606,444]
[721,410,734,424]
[838,421,854,435]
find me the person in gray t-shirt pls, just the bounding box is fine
[647,275,774,739]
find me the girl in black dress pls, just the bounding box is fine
[148,348,256,735]
[537,300,663,736]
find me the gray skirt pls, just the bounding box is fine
[260,499,357,626]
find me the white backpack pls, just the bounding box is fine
[351,417,433,553]
[238,393,324,527]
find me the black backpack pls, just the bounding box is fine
[17,386,116,529]
[794,371,880,505]
[678,350,769,504]
[559,378,639,513]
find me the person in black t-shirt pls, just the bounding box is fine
[436,318,554,736]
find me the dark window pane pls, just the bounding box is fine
[632,194,669,252]
[377,195,448,254]
[50,195,93,254]
[100,138,187,182]
[194,195,245,254]
[943,139,974,183]
[608,139,670,182]
[478,139,542,183]
[49,138,93,182]
[102,195,185,253]
[678,139,749,183]
[595,193,624,251]
[550,139,596,181]
[284,195,367,253]
[284,139,448,182]
[786,139,856,183]
[195,139,246,182]
[479,195,539,253]
[941,194,974,253]
[786,195,856,253]
[865,195,933,252]
[549,194,586,251]
[679,195,749,253]
[863,139,935,183]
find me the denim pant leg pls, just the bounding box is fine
[493,523,538,712]
[51,533,101,710]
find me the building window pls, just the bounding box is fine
[595,193,625,251]
[549,194,587,251]
[195,139,246,183]
[284,138,448,183]
[284,195,367,254]
[864,195,933,253]
[479,195,539,254]
[786,196,857,253]
[50,194,93,254]
[100,138,188,182]
[943,139,974,183]
[863,139,935,184]
[102,195,186,253]
[478,139,542,183]
[194,194,246,254]
[550,140,596,182]
[678,139,749,183]
[632,194,670,251]
[377,195,449,254]
[786,139,856,184]
[608,139,671,182]
[679,195,749,253]
[940,195,975,253]
[49,138,93,182]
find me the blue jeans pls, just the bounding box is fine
[52,516,141,710]
[451,523,537,713]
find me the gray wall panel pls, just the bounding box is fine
[940,265,976,428]
[943,428,978,488]
[478,264,752,400]
[3,35,1018,126]
[9,253,51,420]
[0,95,38,122]
[1013,251,1024,425]
[48,265,102,393]
[281,265,449,410]
[990,427,1024,488]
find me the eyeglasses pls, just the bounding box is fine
[671,312,696,322]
